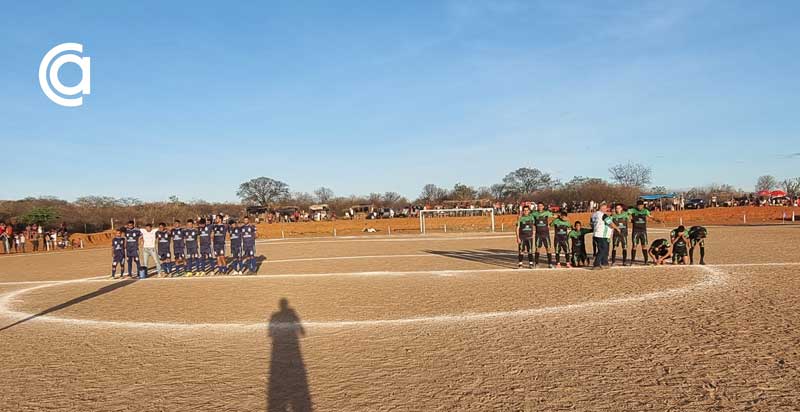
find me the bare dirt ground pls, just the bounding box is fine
[1,226,799,411]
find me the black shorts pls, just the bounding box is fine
[200,248,212,256]
[613,232,628,249]
[158,251,171,260]
[555,239,569,254]
[113,255,125,264]
[673,246,688,258]
[572,245,587,259]
[650,247,668,257]
[518,238,533,253]
[186,249,199,258]
[690,237,705,247]
[126,250,139,258]
[230,247,242,258]
[214,246,225,257]
[243,246,256,257]
[632,231,647,246]
[535,232,550,249]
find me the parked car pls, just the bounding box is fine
[686,198,706,209]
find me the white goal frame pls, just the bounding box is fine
[418,208,495,234]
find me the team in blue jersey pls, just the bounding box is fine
[111,216,259,278]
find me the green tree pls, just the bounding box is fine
[20,206,60,226]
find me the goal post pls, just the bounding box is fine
[418,208,495,234]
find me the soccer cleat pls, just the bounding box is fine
[517,262,523,269]
[549,264,554,269]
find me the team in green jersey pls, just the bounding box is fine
[515,200,708,269]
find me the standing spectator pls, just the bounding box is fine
[0,222,7,254]
[592,202,619,270]
[140,223,161,275]
[5,224,13,253]
[31,225,40,252]
[50,230,57,250]
[18,232,26,253]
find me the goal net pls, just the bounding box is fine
[418,208,495,234]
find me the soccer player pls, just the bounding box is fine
[124,221,143,278]
[212,216,228,274]
[629,200,651,265]
[184,219,200,276]
[516,205,535,269]
[241,216,258,274]
[648,238,672,266]
[111,228,126,279]
[671,226,690,265]
[156,223,172,277]
[531,202,554,268]
[229,220,243,275]
[171,220,186,274]
[611,204,630,266]
[568,222,593,267]
[688,225,708,265]
[551,211,572,268]
[198,219,213,274]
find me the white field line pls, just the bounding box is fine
[5,262,783,331]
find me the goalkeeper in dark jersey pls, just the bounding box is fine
[628,200,651,265]
[531,202,554,268]
[611,204,630,266]
[688,226,708,265]
[569,222,593,267]
[550,211,572,268]
[516,205,535,269]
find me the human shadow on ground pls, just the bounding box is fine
[267,298,312,412]
[0,279,137,332]
[424,248,519,269]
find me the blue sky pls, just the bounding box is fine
[1,0,798,202]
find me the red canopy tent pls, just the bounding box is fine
[770,190,787,197]
[757,190,771,197]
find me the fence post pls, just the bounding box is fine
[743,214,747,224]
[444,224,447,233]
[388,225,391,236]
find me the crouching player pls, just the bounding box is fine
[111,228,126,279]
[671,225,690,265]
[569,222,592,267]
[551,211,572,268]
[229,220,243,275]
[212,216,228,274]
[156,223,172,277]
[241,216,258,274]
[688,226,708,265]
[648,238,672,265]
[516,205,535,269]
[171,220,186,274]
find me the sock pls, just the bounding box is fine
[566,253,572,265]
[631,249,637,263]
[547,253,553,265]
[622,249,627,265]
[112,265,117,276]
[699,246,705,263]
[518,252,523,264]
[127,258,134,276]
[555,252,560,264]
[611,250,617,264]
[527,253,534,265]
[643,250,648,264]
[534,252,539,265]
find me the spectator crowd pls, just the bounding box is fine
[0,222,71,254]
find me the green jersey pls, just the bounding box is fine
[551,218,571,241]
[628,208,650,233]
[568,228,593,248]
[530,210,553,233]
[612,212,630,233]
[517,214,535,240]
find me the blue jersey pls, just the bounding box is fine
[112,237,126,259]
[124,228,141,255]
[241,224,256,248]
[156,230,171,254]
[171,227,185,248]
[212,224,227,247]
[229,226,243,250]
[184,228,199,251]
[198,225,213,251]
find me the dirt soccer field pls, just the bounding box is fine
[1,226,799,411]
